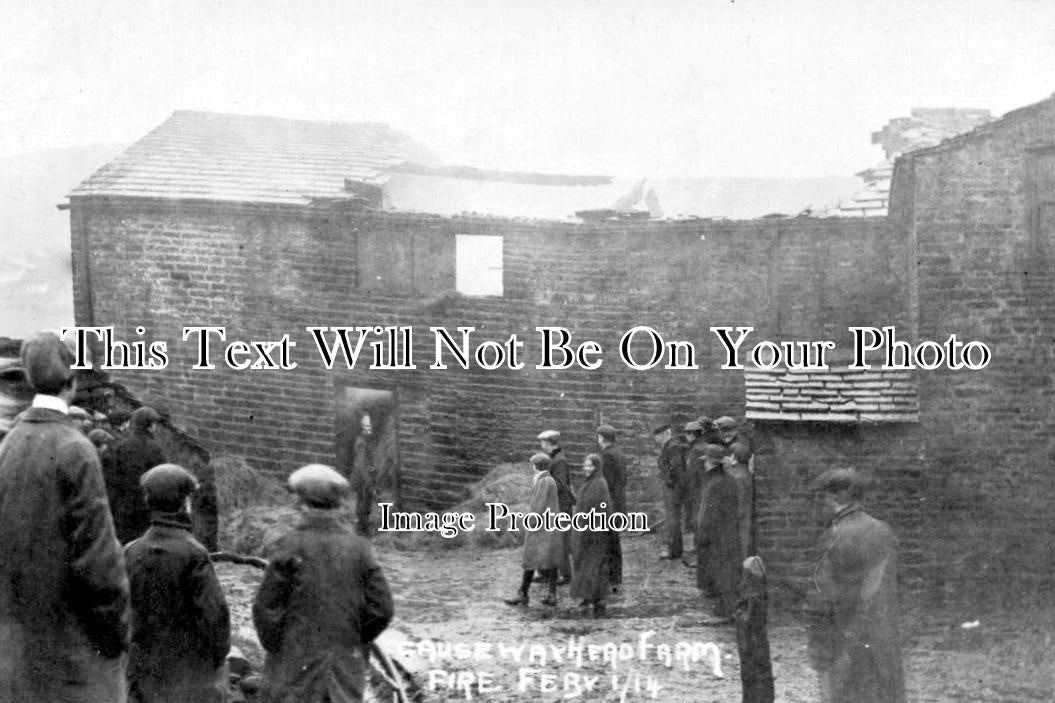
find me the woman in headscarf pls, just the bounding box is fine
[569,453,611,617]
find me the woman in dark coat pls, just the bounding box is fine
[569,454,611,617]
[696,444,742,619]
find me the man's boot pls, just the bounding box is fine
[504,590,529,606]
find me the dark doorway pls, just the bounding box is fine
[335,387,401,510]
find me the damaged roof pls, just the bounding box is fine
[68,110,433,205]
[744,367,919,423]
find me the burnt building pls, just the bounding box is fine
[64,96,1055,601]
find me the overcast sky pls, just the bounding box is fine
[2,0,1054,178]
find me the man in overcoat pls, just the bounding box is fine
[0,331,130,702]
[596,424,626,589]
[111,406,167,543]
[805,468,905,703]
[125,463,230,703]
[351,413,376,535]
[253,464,394,703]
[504,453,565,607]
[538,429,574,583]
[654,423,687,560]
[696,443,741,620]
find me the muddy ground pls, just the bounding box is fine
[216,524,1055,703]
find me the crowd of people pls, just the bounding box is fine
[0,331,906,703]
[0,331,393,703]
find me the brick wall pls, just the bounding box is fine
[70,196,908,593]
[891,95,1055,606]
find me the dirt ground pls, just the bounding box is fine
[216,524,1055,703]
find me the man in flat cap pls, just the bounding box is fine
[596,424,627,590]
[538,429,574,583]
[254,464,393,703]
[681,420,705,540]
[805,468,905,703]
[696,443,741,621]
[505,453,565,607]
[125,463,230,703]
[111,406,167,543]
[0,331,130,701]
[653,423,688,560]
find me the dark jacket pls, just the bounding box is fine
[658,437,687,490]
[805,504,905,703]
[350,434,374,489]
[600,444,627,513]
[548,448,576,514]
[110,428,167,543]
[253,509,394,703]
[125,510,230,703]
[569,470,611,602]
[696,466,742,600]
[0,407,130,701]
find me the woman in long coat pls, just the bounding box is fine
[504,453,566,607]
[569,453,611,616]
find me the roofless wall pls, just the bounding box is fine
[70,196,909,595]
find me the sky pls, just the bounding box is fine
[1,0,1054,179]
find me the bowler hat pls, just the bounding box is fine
[87,428,114,447]
[130,406,161,430]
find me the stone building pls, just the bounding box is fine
[63,95,1055,601]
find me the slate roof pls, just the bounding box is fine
[744,367,919,423]
[68,111,429,205]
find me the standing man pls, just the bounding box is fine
[0,331,130,701]
[351,413,376,535]
[254,464,394,703]
[125,463,230,703]
[653,423,687,560]
[805,468,905,703]
[596,424,626,591]
[111,406,167,544]
[726,442,755,559]
[504,453,566,607]
[682,420,705,539]
[696,443,741,621]
[538,430,574,584]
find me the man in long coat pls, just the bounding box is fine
[596,424,626,589]
[654,423,687,560]
[253,464,394,703]
[538,429,574,583]
[0,331,130,701]
[569,453,611,617]
[125,463,230,703]
[805,468,905,703]
[504,453,565,607]
[696,443,741,619]
[350,413,377,535]
[110,406,167,543]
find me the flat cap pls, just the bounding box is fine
[288,464,350,508]
[529,452,552,469]
[702,443,730,461]
[87,428,114,447]
[130,406,161,429]
[536,430,561,442]
[652,423,671,435]
[20,331,76,393]
[595,424,617,441]
[141,463,199,511]
[684,420,702,432]
[813,467,870,495]
[714,416,738,430]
